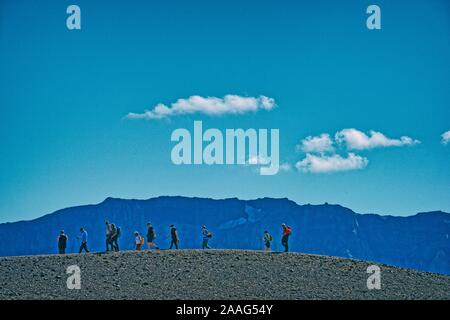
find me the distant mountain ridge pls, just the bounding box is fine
[0,196,449,275]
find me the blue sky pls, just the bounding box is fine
[0,0,449,223]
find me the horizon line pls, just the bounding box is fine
[1,195,448,225]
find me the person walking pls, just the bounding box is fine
[146,222,159,250]
[110,223,120,252]
[262,230,273,252]
[78,227,89,253]
[201,225,212,249]
[281,223,292,252]
[57,230,68,254]
[105,221,113,252]
[169,225,179,249]
[134,231,144,251]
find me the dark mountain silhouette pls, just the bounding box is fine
[0,196,449,275]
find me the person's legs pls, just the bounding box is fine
[281,236,287,252]
[147,238,155,250]
[169,240,174,249]
[112,238,119,251]
[106,237,111,252]
[150,241,159,250]
[281,236,288,252]
[175,240,179,249]
[79,243,87,253]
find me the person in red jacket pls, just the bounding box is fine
[281,223,292,252]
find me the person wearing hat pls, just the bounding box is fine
[169,225,180,249]
[77,227,89,253]
[146,222,159,251]
[281,223,292,252]
[201,225,212,249]
[134,231,144,251]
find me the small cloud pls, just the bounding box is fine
[441,130,450,145]
[126,95,276,120]
[279,163,292,172]
[296,153,368,173]
[335,128,420,150]
[298,133,334,153]
[246,156,289,174]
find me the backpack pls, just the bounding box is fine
[139,235,145,245]
[116,227,121,237]
[59,234,67,245]
[149,227,156,239]
[268,234,273,241]
[207,232,213,239]
[285,227,292,235]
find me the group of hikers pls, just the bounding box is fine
[56,222,293,254]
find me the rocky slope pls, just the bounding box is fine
[0,250,449,300]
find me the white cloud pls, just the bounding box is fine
[335,128,420,150]
[298,133,334,153]
[247,155,270,165]
[279,163,292,172]
[441,130,450,145]
[126,95,276,120]
[296,153,368,173]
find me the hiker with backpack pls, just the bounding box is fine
[105,221,113,252]
[201,225,212,249]
[134,231,144,250]
[146,222,159,250]
[110,223,121,252]
[57,230,68,254]
[281,223,292,252]
[169,224,180,249]
[262,230,273,252]
[77,227,89,253]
